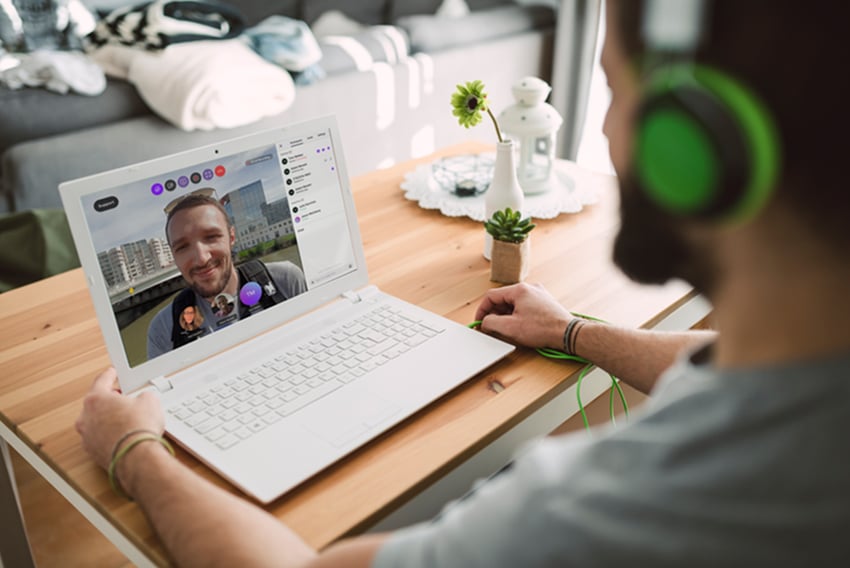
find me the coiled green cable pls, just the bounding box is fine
[469,313,629,431]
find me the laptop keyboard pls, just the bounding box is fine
[166,304,445,450]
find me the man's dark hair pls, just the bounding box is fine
[613,0,848,250]
[165,193,232,245]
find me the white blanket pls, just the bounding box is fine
[91,40,295,131]
[0,50,106,95]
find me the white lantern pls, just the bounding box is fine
[498,77,563,194]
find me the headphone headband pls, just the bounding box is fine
[642,0,705,53]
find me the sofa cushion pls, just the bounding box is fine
[389,0,443,19]
[226,0,301,27]
[303,0,388,25]
[396,4,555,53]
[318,25,410,76]
[0,77,149,156]
[390,0,513,19]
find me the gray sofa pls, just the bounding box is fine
[0,0,558,213]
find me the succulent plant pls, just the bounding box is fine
[484,207,535,243]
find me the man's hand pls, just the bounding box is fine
[474,283,573,350]
[75,367,165,470]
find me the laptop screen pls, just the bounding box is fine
[77,123,358,369]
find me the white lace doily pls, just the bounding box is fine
[401,154,613,221]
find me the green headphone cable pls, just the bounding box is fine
[468,313,628,431]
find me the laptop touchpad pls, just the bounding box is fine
[305,389,400,448]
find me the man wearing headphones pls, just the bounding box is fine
[75,1,849,565]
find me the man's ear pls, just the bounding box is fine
[229,226,236,246]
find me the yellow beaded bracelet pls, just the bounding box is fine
[108,433,175,500]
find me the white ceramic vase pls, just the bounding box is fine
[484,140,525,260]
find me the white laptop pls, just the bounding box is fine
[60,115,514,503]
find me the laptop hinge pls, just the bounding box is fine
[342,290,362,303]
[151,375,174,393]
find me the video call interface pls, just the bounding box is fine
[81,127,358,368]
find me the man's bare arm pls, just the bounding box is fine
[77,368,387,568]
[116,442,390,568]
[475,283,715,394]
[572,323,714,394]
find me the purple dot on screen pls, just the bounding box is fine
[203,168,214,180]
[239,282,262,306]
[294,216,301,223]
[177,176,189,187]
[151,183,164,195]
[331,167,335,171]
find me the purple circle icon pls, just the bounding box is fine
[151,183,164,196]
[239,282,262,306]
[294,216,301,223]
[177,175,190,187]
[203,168,214,180]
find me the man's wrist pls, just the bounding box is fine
[561,318,588,356]
[115,435,174,499]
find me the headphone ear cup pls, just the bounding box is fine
[635,94,724,215]
[633,67,780,221]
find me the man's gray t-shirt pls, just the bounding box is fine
[374,348,850,567]
[146,261,307,359]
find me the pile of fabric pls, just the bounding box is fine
[0,0,325,130]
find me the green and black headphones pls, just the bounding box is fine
[634,0,781,222]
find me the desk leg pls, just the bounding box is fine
[0,438,35,568]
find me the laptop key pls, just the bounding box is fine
[186,413,210,428]
[368,339,397,356]
[196,417,223,434]
[174,408,192,420]
[217,435,239,450]
[263,413,283,425]
[205,427,226,442]
[405,335,428,347]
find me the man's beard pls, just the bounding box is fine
[188,256,234,299]
[612,176,713,292]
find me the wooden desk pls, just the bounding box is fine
[0,142,695,566]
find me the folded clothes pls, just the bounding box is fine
[0,49,105,95]
[242,16,321,72]
[87,0,245,50]
[241,15,325,86]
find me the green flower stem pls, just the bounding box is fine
[487,107,503,143]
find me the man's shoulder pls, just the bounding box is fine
[264,259,298,271]
[263,260,307,295]
[264,260,305,280]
